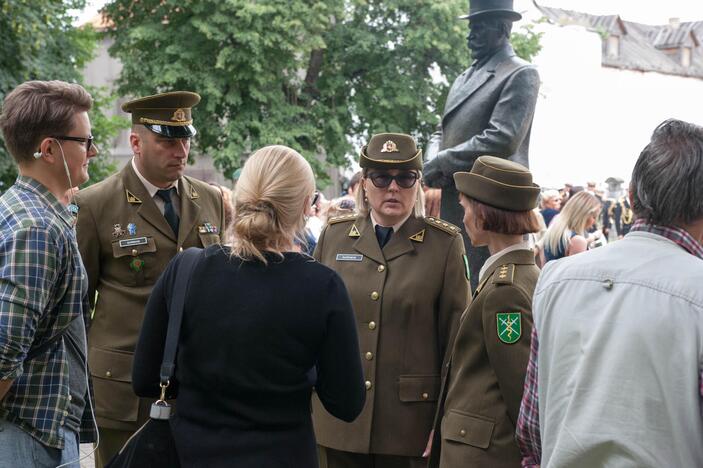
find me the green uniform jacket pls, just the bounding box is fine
[312,214,469,456]
[429,248,538,468]
[74,163,225,431]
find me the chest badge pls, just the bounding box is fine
[127,223,137,236]
[496,312,522,344]
[129,258,145,272]
[112,224,126,238]
[336,253,363,262]
[198,222,218,234]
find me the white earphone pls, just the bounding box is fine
[33,151,42,159]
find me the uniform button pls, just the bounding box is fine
[368,321,377,330]
[105,371,112,378]
[365,381,372,390]
[131,249,138,256]
[377,265,385,273]
[459,429,467,437]
[422,392,429,400]
[370,291,379,300]
[603,279,614,290]
[178,247,184,252]
[365,352,374,361]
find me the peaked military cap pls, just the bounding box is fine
[460,0,522,22]
[454,156,539,211]
[122,91,200,138]
[359,133,423,171]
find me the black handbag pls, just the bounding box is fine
[106,247,202,468]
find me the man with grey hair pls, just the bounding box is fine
[516,119,703,467]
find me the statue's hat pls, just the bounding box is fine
[460,0,522,22]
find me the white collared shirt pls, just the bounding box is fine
[478,239,533,282]
[369,212,412,233]
[131,158,180,216]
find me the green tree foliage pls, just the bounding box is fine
[0,0,126,191]
[104,0,541,182]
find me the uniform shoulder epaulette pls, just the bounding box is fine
[424,216,461,236]
[327,213,357,225]
[492,264,515,285]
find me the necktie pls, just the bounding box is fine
[375,225,393,249]
[156,188,180,235]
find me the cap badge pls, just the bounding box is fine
[172,108,187,122]
[380,140,399,153]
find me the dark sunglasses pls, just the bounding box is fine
[368,171,419,189]
[52,135,94,152]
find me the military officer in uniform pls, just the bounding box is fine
[428,156,541,467]
[73,91,225,466]
[312,133,469,468]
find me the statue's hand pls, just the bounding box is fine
[423,155,452,188]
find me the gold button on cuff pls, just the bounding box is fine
[368,321,377,330]
[365,352,374,361]
[377,265,385,273]
[370,291,379,300]
[421,392,429,400]
[365,380,372,390]
[105,371,112,378]
[459,429,467,436]
[131,249,138,256]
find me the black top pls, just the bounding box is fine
[133,246,365,467]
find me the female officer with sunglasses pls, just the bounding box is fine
[312,133,469,468]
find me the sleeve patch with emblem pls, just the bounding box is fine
[496,312,521,344]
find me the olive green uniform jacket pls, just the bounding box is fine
[429,248,538,468]
[312,214,469,456]
[74,163,224,431]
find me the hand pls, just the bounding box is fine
[422,429,434,458]
[423,156,452,188]
[423,188,442,218]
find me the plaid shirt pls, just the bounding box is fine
[0,176,94,449]
[516,220,703,467]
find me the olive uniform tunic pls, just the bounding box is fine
[312,214,469,457]
[74,162,225,431]
[429,248,538,467]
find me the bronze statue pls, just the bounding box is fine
[424,0,540,291]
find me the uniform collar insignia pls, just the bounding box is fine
[190,185,199,199]
[125,189,142,204]
[409,229,425,243]
[348,224,361,238]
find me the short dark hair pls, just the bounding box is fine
[349,171,362,190]
[0,80,92,163]
[630,119,703,225]
[465,195,541,235]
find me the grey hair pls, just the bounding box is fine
[630,119,703,226]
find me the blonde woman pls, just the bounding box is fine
[133,145,365,468]
[541,191,602,262]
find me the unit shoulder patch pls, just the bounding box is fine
[328,214,357,225]
[492,264,515,285]
[496,312,522,344]
[424,216,461,236]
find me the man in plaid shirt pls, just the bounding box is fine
[0,81,99,466]
[516,119,703,467]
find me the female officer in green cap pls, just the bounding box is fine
[312,133,469,468]
[428,156,542,468]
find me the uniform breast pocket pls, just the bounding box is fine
[198,233,221,247]
[111,237,157,286]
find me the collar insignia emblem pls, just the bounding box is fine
[380,140,399,153]
[409,229,425,243]
[126,189,142,204]
[348,224,361,238]
[497,312,522,344]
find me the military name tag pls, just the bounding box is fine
[336,253,363,262]
[497,312,522,344]
[119,237,148,248]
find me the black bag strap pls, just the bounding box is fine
[159,247,202,384]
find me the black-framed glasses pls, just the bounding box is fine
[368,171,419,189]
[52,135,94,152]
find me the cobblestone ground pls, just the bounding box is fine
[79,443,95,467]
